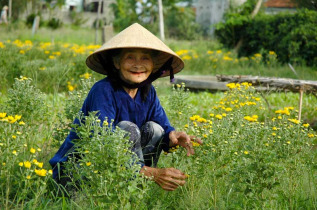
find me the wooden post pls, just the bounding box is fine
[298,88,304,121]
[95,0,102,44]
[32,16,40,36]
[102,25,114,44]
[8,0,12,21]
[158,0,165,41]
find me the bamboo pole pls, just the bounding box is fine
[158,0,165,41]
[8,0,12,21]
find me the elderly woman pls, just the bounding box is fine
[50,23,202,191]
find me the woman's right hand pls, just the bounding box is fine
[140,166,186,191]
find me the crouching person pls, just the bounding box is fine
[49,23,202,193]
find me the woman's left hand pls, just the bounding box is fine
[169,131,202,156]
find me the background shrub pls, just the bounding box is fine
[215,9,317,67]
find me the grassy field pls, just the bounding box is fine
[0,24,316,209]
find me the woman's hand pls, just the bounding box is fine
[169,131,203,156]
[140,166,186,191]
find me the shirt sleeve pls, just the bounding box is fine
[84,81,117,127]
[147,87,174,152]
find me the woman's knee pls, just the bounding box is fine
[141,121,164,145]
[117,121,141,143]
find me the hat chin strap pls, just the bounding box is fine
[97,54,174,89]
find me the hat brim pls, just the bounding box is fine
[86,47,184,77]
[85,23,184,77]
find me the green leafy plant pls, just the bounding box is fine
[61,112,149,208]
[4,76,46,123]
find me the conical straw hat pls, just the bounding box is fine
[86,23,184,77]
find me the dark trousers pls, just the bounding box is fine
[117,121,165,167]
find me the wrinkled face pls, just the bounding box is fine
[114,48,154,85]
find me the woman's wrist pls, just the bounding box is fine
[140,166,158,179]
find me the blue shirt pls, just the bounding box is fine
[49,77,174,178]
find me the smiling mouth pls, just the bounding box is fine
[129,71,145,75]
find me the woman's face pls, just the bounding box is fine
[114,48,154,85]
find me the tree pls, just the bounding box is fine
[111,0,201,39]
[291,0,317,10]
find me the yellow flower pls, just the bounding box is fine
[24,161,31,169]
[244,116,257,122]
[19,162,23,166]
[103,120,109,126]
[182,55,192,60]
[86,162,92,166]
[2,162,5,166]
[19,121,25,125]
[48,170,53,175]
[30,148,36,154]
[12,150,17,155]
[12,135,16,139]
[244,151,249,155]
[308,133,315,138]
[26,175,31,180]
[288,118,300,124]
[0,113,6,118]
[16,131,21,135]
[39,67,46,71]
[286,141,291,144]
[272,132,276,136]
[7,115,18,123]
[225,108,232,112]
[52,51,61,56]
[15,115,22,120]
[19,50,25,54]
[272,127,277,131]
[80,72,92,79]
[215,115,222,120]
[38,162,44,168]
[67,84,75,91]
[35,169,47,177]
[184,124,189,128]
[303,123,309,128]
[49,55,55,59]
[176,49,188,56]
[192,141,201,147]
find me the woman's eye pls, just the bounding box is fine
[142,56,150,60]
